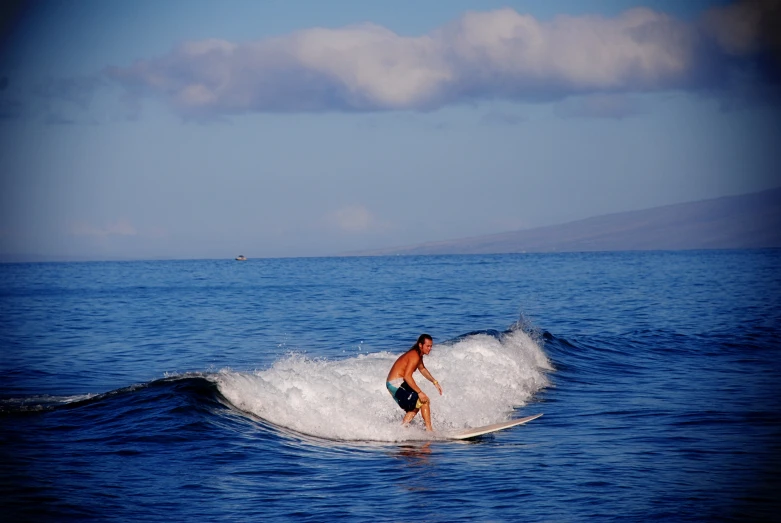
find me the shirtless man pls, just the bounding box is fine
[386,334,443,431]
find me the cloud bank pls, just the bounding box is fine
[56,1,781,118]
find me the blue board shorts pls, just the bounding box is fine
[386,379,422,412]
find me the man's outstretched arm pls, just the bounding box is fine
[417,362,443,395]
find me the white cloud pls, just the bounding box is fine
[325,205,377,233]
[68,219,138,238]
[103,3,779,117]
[440,8,692,92]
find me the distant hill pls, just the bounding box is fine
[351,187,781,256]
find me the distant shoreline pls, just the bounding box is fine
[346,187,781,257]
[2,188,779,263]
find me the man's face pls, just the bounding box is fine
[420,339,433,355]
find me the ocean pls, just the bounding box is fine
[1,251,779,522]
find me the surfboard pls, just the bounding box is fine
[446,413,543,440]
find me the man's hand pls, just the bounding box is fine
[434,381,443,395]
[419,391,430,404]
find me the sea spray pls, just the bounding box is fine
[212,328,551,442]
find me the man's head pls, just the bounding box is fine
[417,333,433,355]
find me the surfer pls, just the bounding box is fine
[386,334,443,431]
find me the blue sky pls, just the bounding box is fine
[0,0,779,260]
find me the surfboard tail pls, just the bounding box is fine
[447,413,543,440]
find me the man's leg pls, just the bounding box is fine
[420,401,433,431]
[402,409,418,425]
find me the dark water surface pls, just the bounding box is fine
[1,251,779,521]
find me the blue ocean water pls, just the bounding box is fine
[1,251,779,522]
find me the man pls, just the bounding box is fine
[386,334,443,431]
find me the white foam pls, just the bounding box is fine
[211,329,551,442]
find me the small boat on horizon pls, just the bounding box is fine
[235,255,247,261]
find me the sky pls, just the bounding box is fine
[0,0,779,260]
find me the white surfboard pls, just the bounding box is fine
[446,413,543,440]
